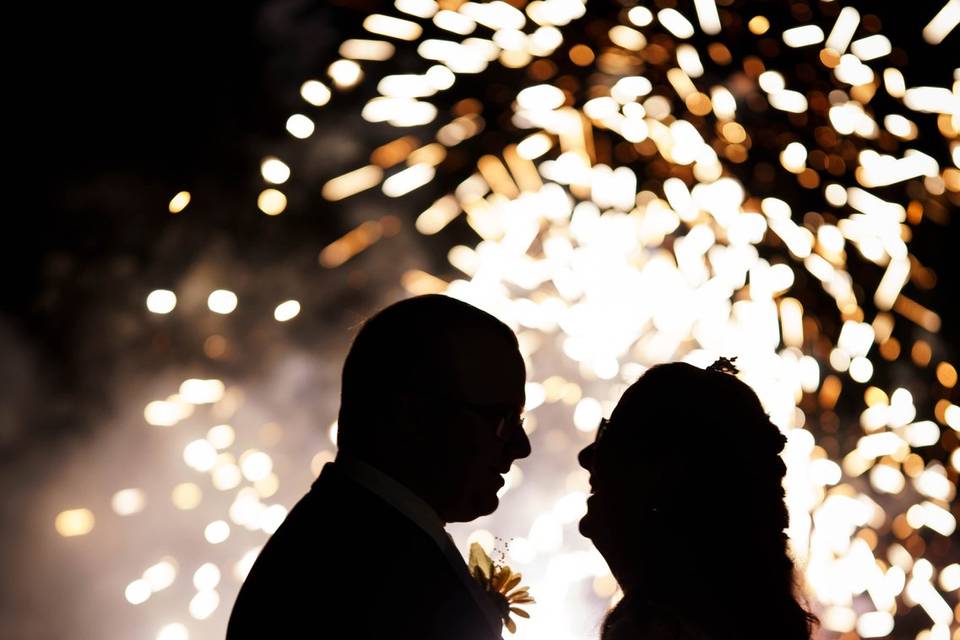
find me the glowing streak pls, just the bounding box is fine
[903,87,960,114]
[858,150,939,187]
[517,84,566,110]
[168,191,190,214]
[676,44,704,78]
[394,0,437,19]
[377,74,437,98]
[55,509,95,537]
[363,14,423,41]
[850,35,892,61]
[769,90,809,113]
[362,97,437,126]
[825,7,860,54]
[893,296,942,332]
[319,221,384,268]
[923,0,960,44]
[667,68,697,99]
[408,143,447,167]
[783,25,825,48]
[402,269,448,295]
[608,25,646,50]
[273,300,300,322]
[382,164,435,197]
[339,39,395,61]
[710,86,736,119]
[873,259,911,310]
[477,155,520,198]
[460,1,525,31]
[415,195,460,235]
[692,0,721,35]
[516,132,553,159]
[503,144,544,193]
[883,68,906,98]
[321,166,383,201]
[657,9,695,39]
[779,298,804,347]
[433,10,476,35]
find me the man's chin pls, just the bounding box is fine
[447,494,500,523]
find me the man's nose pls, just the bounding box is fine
[511,422,532,460]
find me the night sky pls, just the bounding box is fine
[8,2,957,455]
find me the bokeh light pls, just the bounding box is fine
[31,2,959,640]
[206,290,238,314]
[146,289,177,314]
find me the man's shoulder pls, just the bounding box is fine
[241,463,445,575]
[257,465,418,552]
[304,462,436,538]
[227,465,497,640]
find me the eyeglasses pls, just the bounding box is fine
[595,417,611,443]
[459,400,525,440]
[406,390,525,439]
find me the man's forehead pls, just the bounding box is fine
[445,331,525,403]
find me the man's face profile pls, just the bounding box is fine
[423,328,531,523]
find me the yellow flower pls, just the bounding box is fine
[468,542,535,634]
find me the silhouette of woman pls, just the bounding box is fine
[578,359,816,640]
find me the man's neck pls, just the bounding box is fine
[339,449,447,524]
[331,453,506,637]
[335,453,448,528]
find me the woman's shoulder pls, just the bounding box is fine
[604,602,714,640]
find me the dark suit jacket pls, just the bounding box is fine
[227,462,502,639]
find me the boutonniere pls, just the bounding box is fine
[468,541,535,634]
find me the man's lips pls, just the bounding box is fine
[491,467,512,490]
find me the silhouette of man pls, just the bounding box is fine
[227,295,531,639]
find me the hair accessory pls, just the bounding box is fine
[707,356,739,375]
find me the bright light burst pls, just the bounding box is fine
[289,1,957,637]
[59,1,959,639]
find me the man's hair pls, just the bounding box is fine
[337,294,516,451]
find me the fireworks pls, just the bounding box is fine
[52,1,959,639]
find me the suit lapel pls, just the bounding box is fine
[316,464,503,639]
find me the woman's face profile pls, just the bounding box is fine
[578,408,661,586]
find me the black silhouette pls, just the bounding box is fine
[578,360,816,640]
[227,295,531,639]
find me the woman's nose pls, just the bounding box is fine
[578,443,594,470]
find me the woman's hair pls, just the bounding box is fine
[599,361,816,640]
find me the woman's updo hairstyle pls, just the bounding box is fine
[599,358,814,640]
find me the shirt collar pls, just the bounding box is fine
[333,453,449,550]
[332,453,505,638]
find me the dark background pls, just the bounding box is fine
[7,1,959,455]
